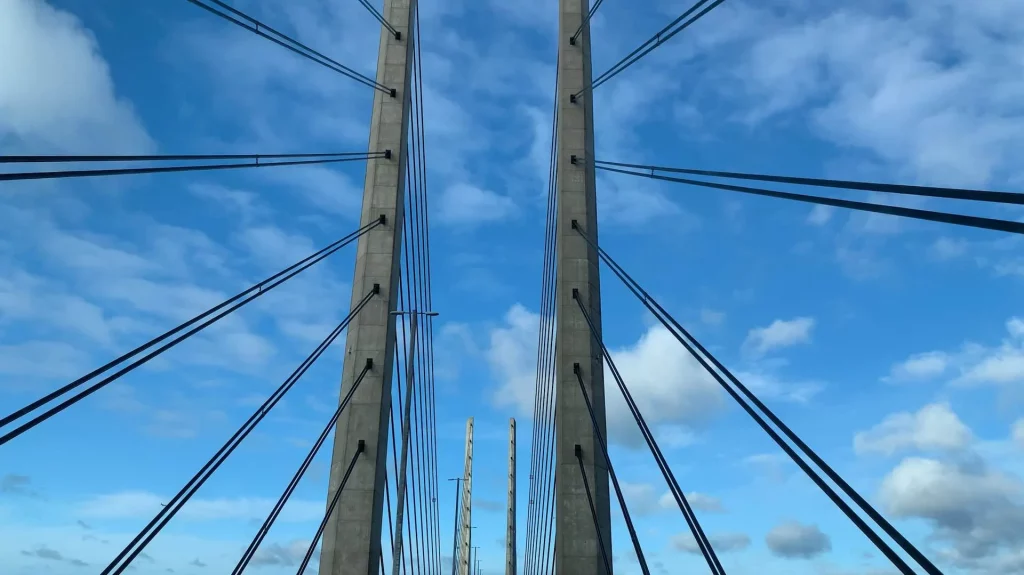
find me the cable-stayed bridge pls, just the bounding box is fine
[2,1,1021,574]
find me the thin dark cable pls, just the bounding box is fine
[596,159,1024,206]
[0,219,383,445]
[357,0,401,38]
[0,154,383,182]
[525,48,559,575]
[412,11,444,567]
[394,275,410,575]
[384,468,397,575]
[0,151,376,164]
[599,164,1024,236]
[534,58,561,575]
[186,0,391,94]
[403,117,429,575]
[579,0,724,97]
[572,225,927,575]
[571,0,606,44]
[233,364,373,574]
[574,366,651,575]
[295,440,366,575]
[103,308,377,575]
[574,445,613,574]
[572,289,725,575]
[407,40,433,574]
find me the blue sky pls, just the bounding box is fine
[1,0,1024,574]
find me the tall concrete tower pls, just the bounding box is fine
[459,417,475,575]
[554,0,612,573]
[506,418,517,575]
[317,0,416,573]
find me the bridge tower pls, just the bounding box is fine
[554,0,612,572]
[317,0,416,573]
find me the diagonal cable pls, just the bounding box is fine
[295,440,366,575]
[0,218,384,445]
[574,445,613,574]
[0,152,385,182]
[0,151,381,164]
[574,365,651,575]
[572,288,725,575]
[570,0,606,44]
[357,0,401,39]
[233,362,374,574]
[572,223,935,575]
[102,296,378,575]
[597,164,1024,236]
[595,159,1024,206]
[185,0,393,94]
[578,0,725,97]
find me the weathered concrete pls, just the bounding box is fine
[318,0,415,572]
[506,418,517,575]
[555,0,613,573]
[459,417,475,575]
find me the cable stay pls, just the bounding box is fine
[295,439,366,575]
[574,365,651,575]
[0,151,378,164]
[357,0,401,39]
[570,0,606,45]
[572,222,943,575]
[184,0,394,95]
[233,360,374,574]
[574,444,613,574]
[525,47,561,575]
[573,289,726,575]
[597,163,1024,236]
[575,0,726,98]
[0,218,385,446]
[0,151,388,182]
[596,159,1024,206]
[101,297,378,575]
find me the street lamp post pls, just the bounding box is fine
[390,309,438,575]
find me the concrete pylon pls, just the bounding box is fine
[459,417,475,575]
[506,418,517,575]
[554,0,612,573]
[317,0,416,573]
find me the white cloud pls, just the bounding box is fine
[672,531,750,554]
[765,521,831,559]
[880,456,1024,570]
[884,318,1024,388]
[620,483,663,516]
[1014,419,1024,449]
[488,304,540,415]
[884,351,949,383]
[437,183,518,226]
[700,308,725,327]
[743,317,815,357]
[683,492,725,513]
[719,1,1024,188]
[603,325,725,447]
[807,205,834,226]
[854,403,972,456]
[930,237,969,260]
[78,491,325,523]
[0,0,152,153]
[485,307,726,446]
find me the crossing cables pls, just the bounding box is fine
[357,0,401,39]
[572,286,726,575]
[232,360,375,574]
[183,0,394,95]
[575,0,726,98]
[0,217,385,447]
[571,222,943,575]
[595,160,1024,236]
[100,290,379,575]
[0,151,388,182]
